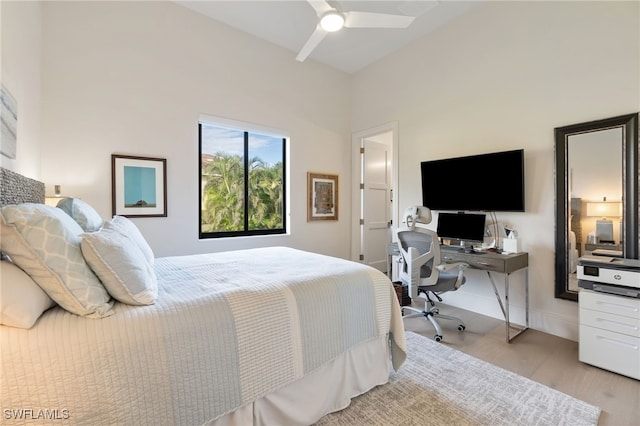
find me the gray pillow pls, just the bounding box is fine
[0,203,114,318]
[81,227,157,306]
[104,216,154,264]
[57,197,104,232]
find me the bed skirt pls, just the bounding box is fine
[208,334,391,426]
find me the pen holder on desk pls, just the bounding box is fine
[502,237,520,253]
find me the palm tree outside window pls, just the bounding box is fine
[199,118,287,238]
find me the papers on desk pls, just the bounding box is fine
[591,249,624,258]
[580,255,616,263]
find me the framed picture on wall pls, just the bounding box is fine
[0,83,17,159]
[307,172,338,221]
[112,154,167,217]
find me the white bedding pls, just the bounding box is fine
[1,247,406,425]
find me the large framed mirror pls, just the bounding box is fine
[555,113,639,301]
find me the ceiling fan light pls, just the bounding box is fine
[320,12,345,32]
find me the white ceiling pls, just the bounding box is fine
[174,1,482,74]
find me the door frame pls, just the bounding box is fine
[350,121,399,263]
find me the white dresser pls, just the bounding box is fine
[579,289,640,380]
[577,256,640,380]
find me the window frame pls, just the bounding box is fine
[198,115,289,239]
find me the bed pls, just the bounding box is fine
[0,167,406,425]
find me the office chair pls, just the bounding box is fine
[396,206,468,342]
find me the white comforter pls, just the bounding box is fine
[1,247,406,425]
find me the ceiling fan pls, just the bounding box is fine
[296,0,416,62]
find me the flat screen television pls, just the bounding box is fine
[421,149,525,212]
[436,212,487,243]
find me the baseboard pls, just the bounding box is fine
[437,289,579,342]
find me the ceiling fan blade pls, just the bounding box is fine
[296,25,328,62]
[306,0,334,17]
[344,11,415,29]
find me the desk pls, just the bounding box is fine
[585,242,622,252]
[585,243,623,257]
[441,247,529,343]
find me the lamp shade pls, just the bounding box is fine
[45,197,61,207]
[586,201,622,218]
[45,184,63,206]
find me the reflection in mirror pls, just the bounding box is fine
[555,113,639,301]
[566,128,623,292]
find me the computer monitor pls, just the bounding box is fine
[436,212,486,246]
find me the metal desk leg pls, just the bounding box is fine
[505,272,511,342]
[486,268,529,343]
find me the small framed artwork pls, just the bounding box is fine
[307,172,338,221]
[1,83,17,159]
[112,154,167,217]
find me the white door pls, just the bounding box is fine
[361,139,391,272]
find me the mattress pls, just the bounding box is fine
[1,247,406,425]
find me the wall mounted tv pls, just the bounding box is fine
[421,149,525,212]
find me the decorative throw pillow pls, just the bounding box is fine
[56,197,104,232]
[81,227,157,306]
[0,203,114,318]
[0,260,57,329]
[104,215,155,265]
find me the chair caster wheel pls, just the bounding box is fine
[458,324,466,331]
[434,335,443,342]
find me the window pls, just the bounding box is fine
[199,116,287,238]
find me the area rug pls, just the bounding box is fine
[316,331,601,426]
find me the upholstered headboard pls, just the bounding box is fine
[0,167,45,206]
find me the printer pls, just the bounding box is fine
[577,255,640,298]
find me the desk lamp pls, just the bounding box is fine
[586,197,622,244]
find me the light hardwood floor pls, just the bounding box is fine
[402,302,639,426]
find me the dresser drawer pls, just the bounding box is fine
[579,325,640,380]
[580,308,640,337]
[580,290,640,319]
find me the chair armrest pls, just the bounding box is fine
[436,262,469,273]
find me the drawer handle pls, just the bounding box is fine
[596,318,639,332]
[596,335,639,350]
[596,301,639,313]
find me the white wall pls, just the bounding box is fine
[0,1,42,179]
[351,1,640,340]
[6,1,640,341]
[38,1,353,259]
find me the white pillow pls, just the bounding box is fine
[0,204,114,318]
[56,197,104,232]
[0,261,56,329]
[104,216,154,264]
[81,227,157,306]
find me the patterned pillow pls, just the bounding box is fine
[0,204,114,318]
[81,227,157,306]
[56,197,104,232]
[0,260,56,328]
[104,216,154,264]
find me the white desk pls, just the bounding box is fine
[441,247,529,343]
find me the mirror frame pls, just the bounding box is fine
[554,113,639,301]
